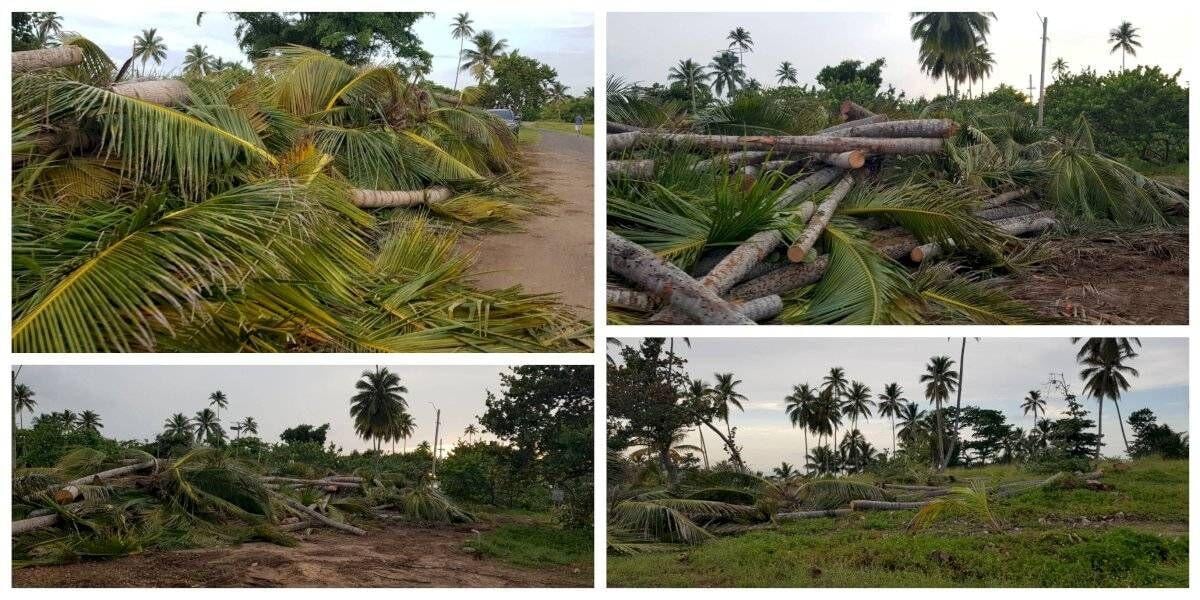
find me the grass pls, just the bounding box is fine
[468,523,593,569]
[608,458,1188,587]
[528,120,595,137]
[518,127,541,145]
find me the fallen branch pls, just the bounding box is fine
[980,188,1032,209]
[776,508,853,520]
[851,500,932,511]
[787,175,855,262]
[12,514,61,535]
[351,186,452,208]
[273,493,366,536]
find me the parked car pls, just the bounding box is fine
[486,108,521,135]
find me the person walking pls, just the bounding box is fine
[573,114,584,135]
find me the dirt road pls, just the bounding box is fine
[14,521,590,588]
[464,128,593,320]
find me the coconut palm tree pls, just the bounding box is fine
[821,366,850,448]
[685,378,715,469]
[726,27,754,64]
[208,390,228,421]
[876,383,906,456]
[897,402,926,447]
[132,28,167,68]
[461,30,509,85]
[712,372,747,439]
[1020,390,1046,430]
[811,387,842,475]
[182,44,214,77]
[1051,58,1070,79]
[668,58,711,113]
[33,13,63,47]
[1108,21,1141,71]
[163,413,193,438]
[708,51,745,98]
[547,81,569,103]
[350,366,409,454]
[775,61,798,85]
[842,381,874,436]
[772,461,796,479]
[76,410,103,432]
[784,383,817,474]
[920,355,959,469]
[193,408,221,444]
[1078,339,1140,457]
[393,410,416,452]
[910,12,995,95]
[450,12,475,93]
[463,423,479,443]
[13,383,36,430]
[964,43,994,96]
[233,416,258,439]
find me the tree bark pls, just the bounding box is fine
[607,159,655,179]
[851,500,932,511]
[777,167,843,209]
[777,508,852,520]
[607,232,754,325]
[975,204,1037,221]
[607,132,945,155]
[12,513,61,535]
[815,150,866,169]
[351,187,452,208]
[819,114,888,135]
[607,285,657,312]
[733,294,782,322]
[12,46,84,73]
[701,419,746,470]
[787,176,855,262]
[840,100,875,121]
[279,520,314,532]
[111,80,191,106]
[911,212,1057,262]
[274,494,366,536]
[47,458,158,493]
[727,256,829,301]
[606,121,642,133]
[260,476,361,489]
[980,188,1031,209]
[820,119,957,139]
[692,151,771,172]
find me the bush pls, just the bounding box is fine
[1025,450,1094,475]
[438,441,549,509]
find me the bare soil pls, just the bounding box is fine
[1002,229,1188,324]
[13,521,590,588]
[464,128,594,320]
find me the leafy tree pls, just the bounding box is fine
[280,423,330,445]
[439,441,539,507]
[12,13,46,51]
[816,58,886,92]
[1126,408,1188,459]
[608,339,694,483]
[223,12,432,68]
[1048,391,1099,459]
[476,52,557,118]
[960,406,1014,464]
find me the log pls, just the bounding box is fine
[607,285,656,312]
[733,295,782,322]
[882,483,948,491]
[777,508,853,520]
[873,232,919,261]
[607,121,642,133]
[279,520,314,532]
[12,46,84,73]
[607,232,754,325]
[911,211,1057,262]
[111,80,191,106]
[351,186,452,208]
[818,114,888,135]
[851,500,932,511]
[975,204,1037,221]
[728,256,829,301]
[840,100,875,121]
[757,160,801,174]
[692,151,771,172]
[820,119,957,140]
[607,132,946,155]
[777,167,843,209]
[816,150,866,169]
[53,486,81,505]
[607,159,655,179]
[275,494,366,536]
[12,514,60,535]
[787,176,855,262]
[50,458,157,493]
[980,188,1031,209]
[260,477,361,489]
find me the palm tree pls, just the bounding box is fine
[775,61,798,85]
[964,43,994,96]
[163,413,193,438]
[920,355,959,469]
[726,27,754,64]
[193,408,221,444]
[463,423,479,443]
[450,12,475,93]
[1020,390,1046,430]
[910,12,995,95]
[548,81,569,102]
[821,366,850,450]
[685,378,715,468]
[461,30,509,85]
[876,383,906,456]
[1051,58,1070,79]
[394,411,416,453]
[350,366,409,454]
[132,28,168,68]
[708,51,745,98]
[182,44,214,76]
[711,372,747,440]
[897,402,926,447]
[667,58,711,113]
[236,416,258,439]
[812,387,842,475]
[772,461,796,479]
[1108,21,1142,71]
[784,383,817,474]
[76,410,103,432]
[33,13,63,47]
[208,390,228,421]
[13,383,36,430]
[842,381,874,435]
[1078,339,1140,457]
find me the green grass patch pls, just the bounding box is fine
[518,127,541,145]
[469,523,592,568]
[529,120,594,137]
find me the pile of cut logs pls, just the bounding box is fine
[606,101,1057,324]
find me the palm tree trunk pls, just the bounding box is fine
[702,419,745,471]
[1096,398,1104,459]
[1113,400,1130,454]
[453,38,465,92]
[890,416,896,456]
[803,428,809,476]
[698,426,710,469]
[935,399,945,470]
[943,338,967,467]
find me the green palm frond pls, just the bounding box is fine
[910,263,1040,324]
[908,481,1000,532]
[791,479,889,510]
[794,221,912,324]
[838,182,1007,254]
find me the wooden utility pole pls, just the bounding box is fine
[429,403,442,478]
[1027,74,1035,103]
[1038,15,1048,126]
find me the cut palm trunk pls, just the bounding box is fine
[727,256,829,301]
[851,500,932,511]
[776,508,853,520]
[607,132,945,155]
[606,121,642,133]
[607,285,657,312]
[274,493,366,536]
[777,166,843,209]
[911,211,1058,262]
[787,175,855,262]
[733,294,782,322]
[819,114,888,135]
[12,514,61,535]
[692,151,772,172]
[279,520,315,532]
[351,186,452,208]
[816,150,866,169]
[260,476,361,488]
[46,458,157,493]
[111,80,191,106]
[12,46,84,72]
[980,188,1031,209]
[607,159,655,179]
[820,119,957,139]
[607,232,754,325]
[840,100,875,121]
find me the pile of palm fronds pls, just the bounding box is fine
[606,92,1187,325]
[12,38,589,352]
[12,447,473,566]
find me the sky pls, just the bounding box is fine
[14,365,531,456]
[608,11,1192,99]
[55,10,594,94]
[612,338,1189,471]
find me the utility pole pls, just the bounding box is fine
[1027,74,1035,103]
[1037,15,1048,126]
[428,402,441,478]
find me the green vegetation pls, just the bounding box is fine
[468,522,593,568]
[530,120,595,137]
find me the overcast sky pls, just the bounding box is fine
[608,11,1191,99]
[56,10,594,93]
[612,338,1189,471]
[14,365,535,454]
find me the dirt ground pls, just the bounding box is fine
[464,128,594,320]
[1003,229,1188,324]
[13,521,590,588]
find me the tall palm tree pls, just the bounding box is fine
[463,423,479,443]
[1020,390,1046,430]
[394,410,416,453]
[208,390,228,421]
[548,81,569,102]
[812,387,842,474]
[668,58,711,113]
[910,12,995,96]
[712,372,747,440]
[182,44,214,77]
[726,27,754,64]
[450,12,475,93]
[708,51,745,98]
[460,30,509,86]
[920,355,959,469]
[821,366,850,450]
[842,381,874,435]
[876,383,906,456]
[1078,340,1140,457]
[76,410,103,432]
[772,461,796,479]
[1051,57,1070,79]
[33,13,63,47]
[132,28,168,68]
[1108,21,1141,71]
[163,413,193,438]
[775,61,798,85]
[685,378,715,468]
[784,383,817,474]
[896,402,926,447]
[964,43,994,96]
[13,383,36,430]
[350,366,409,454]
[193,408,221,444]
[237,416,259,439]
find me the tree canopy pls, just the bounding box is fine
[223,12,432,68]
